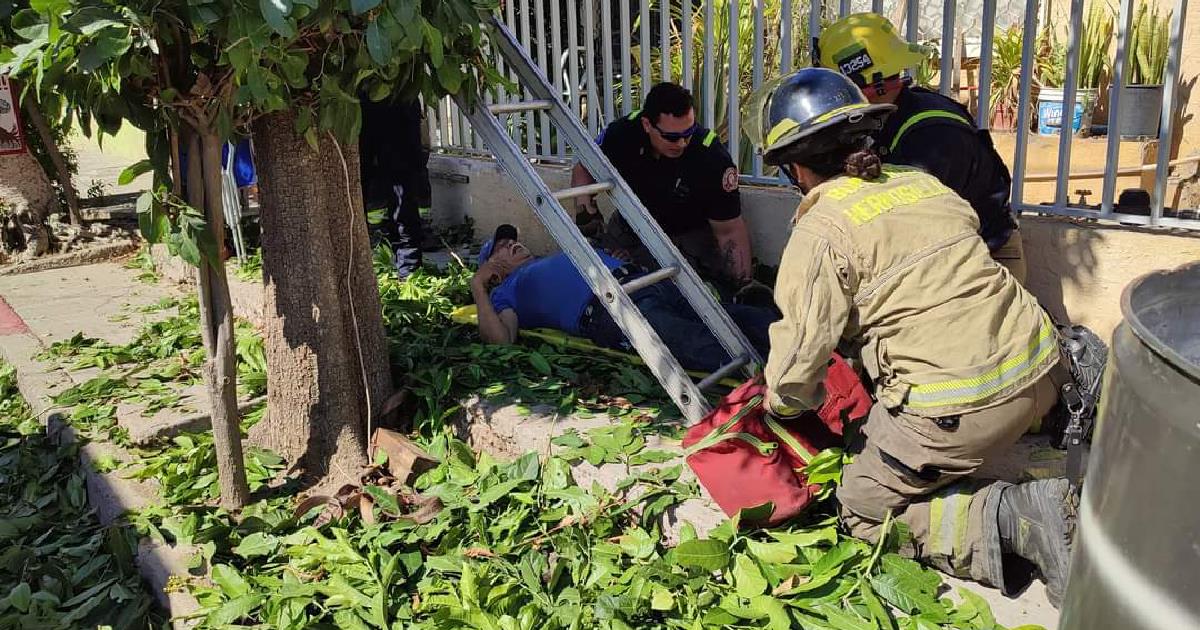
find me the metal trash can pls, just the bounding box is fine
[1059,262,1200,630]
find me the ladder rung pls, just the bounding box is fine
[620,266,679,295]
[697,355,751,391]
[552,182,613,202]
[488,100,554,115]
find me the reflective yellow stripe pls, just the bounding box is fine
[889,110,974,152]
[765,118,799,147]
[627,109,641,120]
[763,415,812,465]
[929,485,974,563]
[702,130,717,147]
[907,317,1057,409]
[811,102,871,125]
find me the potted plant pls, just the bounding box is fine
[1117,2,1171,139]
[1034,2,1112,136]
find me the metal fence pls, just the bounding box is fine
[429,0,1197,229]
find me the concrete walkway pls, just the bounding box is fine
[0,259,1065,629]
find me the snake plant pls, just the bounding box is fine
[1128,2,1171,85]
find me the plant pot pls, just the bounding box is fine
[1114,84,1163,140]
[1037,87,1097,136]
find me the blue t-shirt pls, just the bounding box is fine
[490,251,623,335]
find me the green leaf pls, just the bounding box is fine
[869,573,945,620]
[118,159,153,186]
[628,449,677,465]
[860,576,897,630]
[436,60,463,92]
[363,485,401,515]
[207,594,264,626]
[510,451,540,481]
[673,538,730,571]
[956,587,996,629]
[650,584,674,611]
[365,19,390,67]
[746,540,798,565]
[211,564,251,599]
[528,352,552,375]
[769,524,838,548]
[232,532,278,558]
[351,0,382,14]
[77,28,131,72]
[733,554,768,598]
[550,431,585,449]
[879,554,941,594]
[423,21,444,68]
[5,583,31,612]
[259,0,295,37]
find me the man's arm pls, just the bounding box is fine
[570,163,605,237]
[471,270,518,344]
[709,216,753,286]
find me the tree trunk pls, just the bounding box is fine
[0,143,56,261]
[185,128,250,509]
[249,110,394,486]
[20,94,82,225]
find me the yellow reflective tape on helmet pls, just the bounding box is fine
[812,102,871,125]
[765,118,800,147]
[889,110,974,152]
[906,317,1057,409]
[702,130,717,147]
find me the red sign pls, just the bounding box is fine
[0,75,28,156]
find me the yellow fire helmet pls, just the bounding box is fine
[816,12,930,87]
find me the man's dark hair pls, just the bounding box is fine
[641,82,694,123]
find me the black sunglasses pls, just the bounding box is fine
[651,121,700,142]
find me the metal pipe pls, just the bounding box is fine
[660,0,671,83]
[752,0,764,177]
[781,0,793,73]
[551,0,565,154]
[621,0,633,114]
[601,0,615,121]
[872,0,883,13]
[977,0,997,129]
[839,0,851,18]
[585,0,599,136]
[489,100,555,115]
[640,0,651,102]
[939,0,957,96]
[554,181,615,201]
[1151,0,1189,224]
[1012,203,1200,230]
[728,0,741,162]
[567,0,580,121]
[1010,0,1041,209]
[1102,0,1135,217]
[682,0,693,90]
[535,0,550,155]
[809,0,823,65]
[519,0,535,156]
[906,0,919,42]
[1024,155,1200,182]
[1054,0,1086,208]
[703,0,715,128]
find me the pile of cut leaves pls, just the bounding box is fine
[0,362,164,628]
[37,258,1041,629]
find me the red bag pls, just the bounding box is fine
[682,354,873,526]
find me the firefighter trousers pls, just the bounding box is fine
[837,369,1060,587]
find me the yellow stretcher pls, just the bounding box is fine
[450,305,744,389]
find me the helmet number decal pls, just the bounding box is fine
[837,48,875,76]
[722,167,739,192]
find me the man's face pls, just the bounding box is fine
[642,108,697,159]
[487,239,533,276]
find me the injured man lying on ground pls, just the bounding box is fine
[470,224,777,373]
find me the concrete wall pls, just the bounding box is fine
[429,153,1200,341]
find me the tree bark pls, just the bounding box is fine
[185,128,250,508]
[19,93,82,225]
[249,110,394,486]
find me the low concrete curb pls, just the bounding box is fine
[0,241,140,277]
[0,330,202,626]
[149,245,264,328]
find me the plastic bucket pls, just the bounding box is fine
[1037,87,1094,136]
[1115,84,1163,139]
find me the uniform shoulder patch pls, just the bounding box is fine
[721,167,739,192]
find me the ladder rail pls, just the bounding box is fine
[484,16,763,371]
[456,93,712,422]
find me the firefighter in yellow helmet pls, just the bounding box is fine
[817,13,1026,282]
[751,68,1074,606]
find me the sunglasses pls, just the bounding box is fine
[651,121,700,143]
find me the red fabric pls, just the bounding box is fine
[683,354,872,526]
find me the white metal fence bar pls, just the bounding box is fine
[809,0,821,65]
[1101,0,1134,217]
[430,0,1198,230]
[1151,0,1189,224]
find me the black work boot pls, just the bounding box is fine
[996,478,1076,607]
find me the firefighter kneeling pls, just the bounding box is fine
[751,69,1074,606]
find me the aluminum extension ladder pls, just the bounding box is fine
[455,16,762,424]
